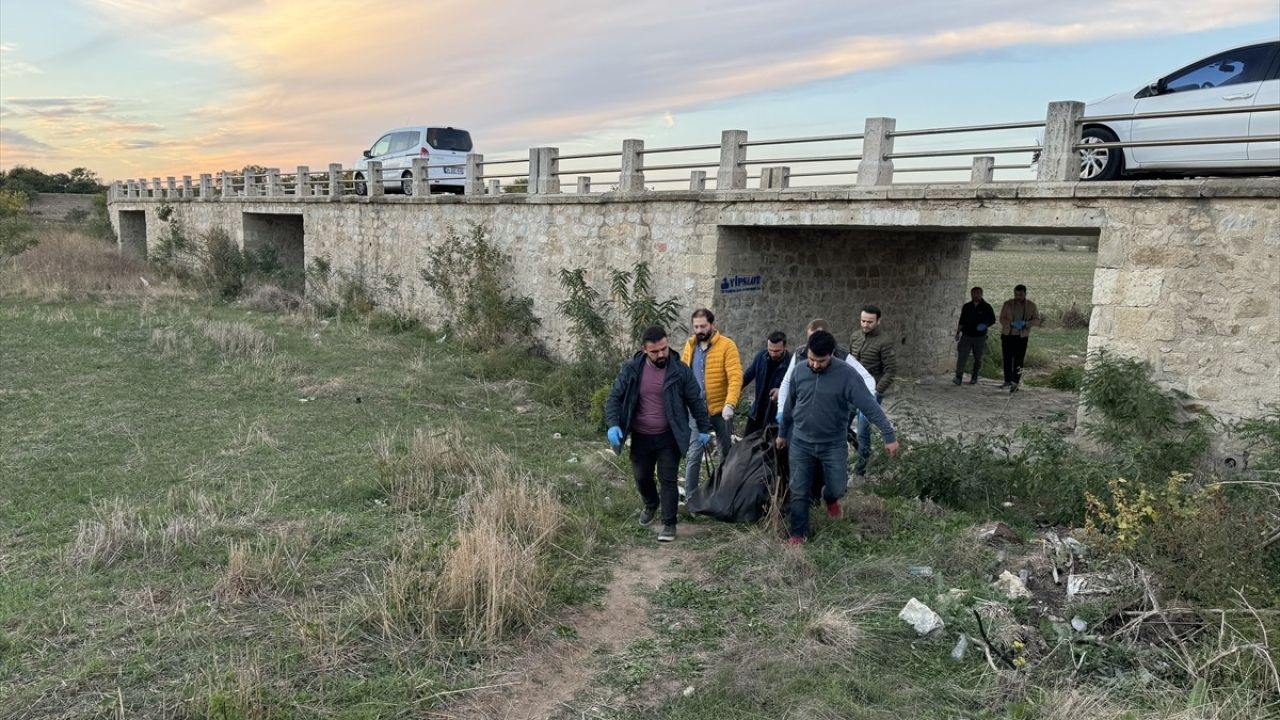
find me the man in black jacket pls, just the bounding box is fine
[605,325,713,542]
[742,331,791,436]
[954,286,997,385]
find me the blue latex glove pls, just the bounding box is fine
[607,426,623,447]
[698,432,711,446]
[976,323,987,332]
[1012,320,1026,330]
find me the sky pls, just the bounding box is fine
[1,0,1277,184]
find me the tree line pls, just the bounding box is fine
[0,166,105,197]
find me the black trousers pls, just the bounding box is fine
[630,431,681,526]
[1001,335,1029,384]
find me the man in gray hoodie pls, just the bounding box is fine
[776,331,899,543]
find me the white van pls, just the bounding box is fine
[353,126,473,195]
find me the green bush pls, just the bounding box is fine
[202,227,247,300]
[1027,364,1083,391]
[877,433,1019,513]
[588,383,611,430]
[533,362,616,415]
[0,189,35,260]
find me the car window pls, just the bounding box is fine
[389,131,420,154]
[370,134,393,157]
[1165,43,1278,93]
[426,128,473,152]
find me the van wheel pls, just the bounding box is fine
[354,172,367,196]
[1079,127,1124,181]
[401,172,414,195]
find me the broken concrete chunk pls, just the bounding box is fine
[898,598,945,636]
[992,570,1033,599]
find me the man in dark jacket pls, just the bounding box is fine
[605,325,713,542]
[851,304,897,479]
[954,286,997,385]
[776,331,898,543]
[742,331,791,436]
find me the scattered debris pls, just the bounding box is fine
[567,456,579,464]
[1067,573,1117,597]
[1071,616,1088,632]
[951,633,969,660]
[552,432,562,440]
[907,565,934,578]
[682,686,695,698]
[993,570,1033,599]
[898,598,945,637]
[979,521,1023,545]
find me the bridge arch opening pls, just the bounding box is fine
[242,212,305,293]
[117,210,147,258]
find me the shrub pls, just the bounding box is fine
[1029,364,1083,392]
[1058,303,1090,329]
[203,227,247,300]
[532,361,616,415]
[419,223,540,351]
[588,383,611,430]
[877,433,1019,513]
[0,189,36,261]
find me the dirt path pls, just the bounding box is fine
[887,375,1079,441]
[442,547,677,720]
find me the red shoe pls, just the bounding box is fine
[787,536,807,545]
[826,500,843,520]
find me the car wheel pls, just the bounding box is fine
[1079,127,1123,181]
[354,172,367,196]
[401,171,413,195]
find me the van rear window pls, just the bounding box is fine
[426,128,473,152]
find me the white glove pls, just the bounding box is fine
[721,405,734,421]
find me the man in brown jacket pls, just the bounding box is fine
[851,304,897,478]
[998,284,1042,393]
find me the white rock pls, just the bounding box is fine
[992,570,1033,599]
[1071,616,1088,632]
[682,686,695,697]
[951,633,969,660]
[898,598,945,636]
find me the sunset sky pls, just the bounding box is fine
[2,0,1277,183]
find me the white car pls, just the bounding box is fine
[353,126,473,195]
[1071,40,1279,180]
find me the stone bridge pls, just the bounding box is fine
[108,176,1280,425]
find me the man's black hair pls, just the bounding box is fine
[807,330,836,357]
[971,286,982,294]
[861,304,882,319]
[691,308,715,324]
[641,325,668,345]
[1014,284,1027,293]
[767,331,787,345]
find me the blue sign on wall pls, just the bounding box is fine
[720,274,763,294]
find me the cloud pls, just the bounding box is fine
[0,43,42,77]
[0,127,53,150]
[663,112,676,128]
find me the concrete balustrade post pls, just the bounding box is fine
[689,171,707,191]
[243,169,257,197]
[529,147,560,194]
[411,158,430,196]
[199,174,212,200]
[152,177,163,198]
[619,139,645,192]
[295,166,309,198]
[577,177,591,194]
[138,179,149,198]
[970,156,995,184]
[181,176,192,198]
[464,153,484,195]
[488,179,501,194]
[856,117,896,186]
[166,177,177,199]
[266,168,280,197]
[221,172,233,199]
[773,166,791,189]
[1038,100,1085,183]
[367,161,384,197]
[759,167,774,189]
[717,130,748,190]
[328,164,342,198]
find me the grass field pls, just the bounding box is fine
[4,233,1272,719]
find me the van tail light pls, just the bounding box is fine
[419,147,430,159]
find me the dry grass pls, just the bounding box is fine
[242,284,309,314]
[66,498,149,569]
[212,540,285,603]
[149,327,193,356]
[803,606,866,652]
[373,424,474,511]
[193,652,269,719]
[438,456,566,646]
[197,318,275,358]
[1,228,184,300]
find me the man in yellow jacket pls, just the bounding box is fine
[680,308,743,501]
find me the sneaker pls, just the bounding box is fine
[952,376,962,386]
[657,525,677,542]
[638,506,657,526]
[787,536,807,545]
[826,500,843,520]
[1010,383,1019,394]
[969,376,979,385]
[999,381,1011,389]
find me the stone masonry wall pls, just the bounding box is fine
[714,226,970,376]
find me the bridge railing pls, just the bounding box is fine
[111,101,1280,201]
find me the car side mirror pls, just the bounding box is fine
[362,150,372,158]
